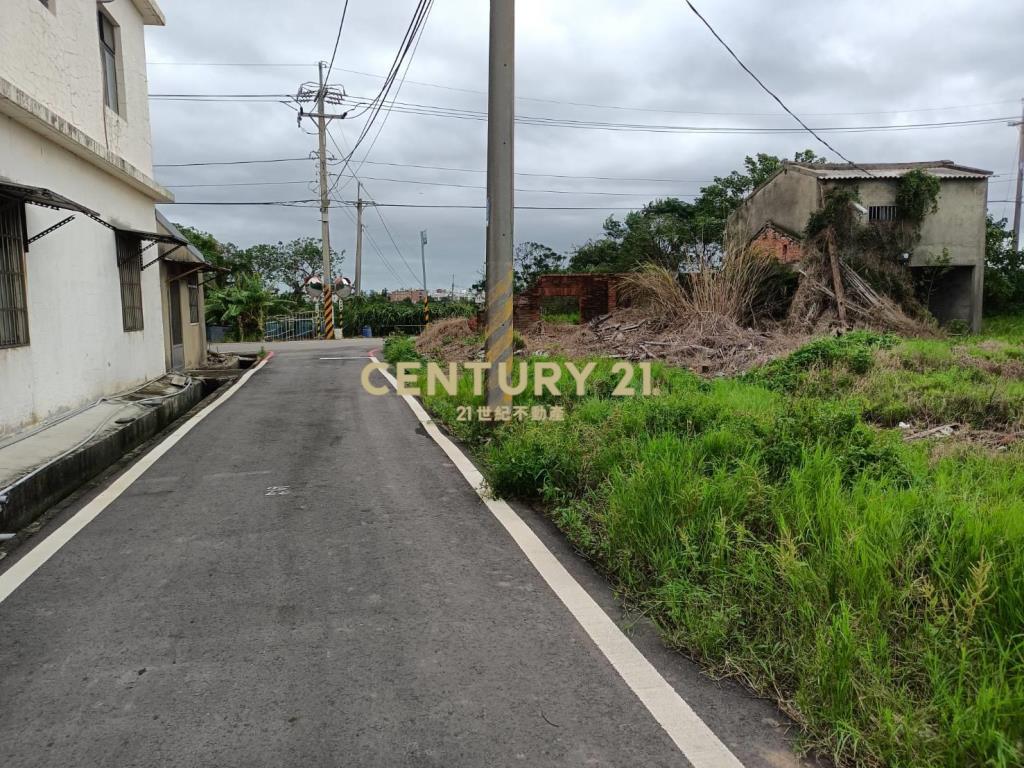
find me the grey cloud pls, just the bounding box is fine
[147,0,1024,292]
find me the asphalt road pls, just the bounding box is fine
[0,341,819,768]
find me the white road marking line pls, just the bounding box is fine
[371,356,744,768]
[320,356,371,361]
[0,354,276,605]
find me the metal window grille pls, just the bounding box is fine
[0,198,30,348]
[116,233,144,331]
[869,205,899,223]
[99,12,118,112]
[187,272,200,324]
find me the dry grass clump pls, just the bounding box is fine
[414,317,477,359]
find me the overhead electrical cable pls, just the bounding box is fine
[146,63,1019,118]
[682,0,872,174]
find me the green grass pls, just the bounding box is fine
[411,332,1024,768]
[979,315,1024,344]
[541,310,581,325]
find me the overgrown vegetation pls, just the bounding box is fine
[984,216,1024,316]
[342,294,476,337]
[404,329,1024,768]
[621,250,779,329]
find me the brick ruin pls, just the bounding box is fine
[513,274,625,326]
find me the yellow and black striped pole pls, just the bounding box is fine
[322,285,335,340]
[423,293,430,328]
[484,0,515,410]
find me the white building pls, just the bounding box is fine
[0,0,182,435]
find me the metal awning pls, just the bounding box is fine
[0,181,101,217]
[116,226,188,248]
[0,181,105,249]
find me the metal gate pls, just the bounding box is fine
[264,313,317,342]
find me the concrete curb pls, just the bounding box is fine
[0,380,206,533]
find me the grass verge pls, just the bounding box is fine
[394,327,1024,767]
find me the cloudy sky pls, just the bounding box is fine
[146,0,1024,292]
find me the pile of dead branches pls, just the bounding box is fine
[788,227,935,336]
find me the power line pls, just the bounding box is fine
[146,62,1020,119]
[148,93,1016,135]
[338,204,405,285]
[154,157,316,168]
[323,0,350,86]
[683,0,871,174]
[161,200,646,210]
[164,175,703,197]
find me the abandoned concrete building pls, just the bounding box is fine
[729,160,991,331]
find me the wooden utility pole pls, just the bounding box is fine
[354,181,364,296]
[420,230,429,325]
[316,62,334,339]
[1011,99,1023,253]
[484,0,515,409]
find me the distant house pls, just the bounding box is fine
[389,289,427,303]
[0,0,176,434]
[728,160,991,331]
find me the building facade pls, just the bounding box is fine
[156,212,211,372]
[0,0,176,435]
[729,161,991,331]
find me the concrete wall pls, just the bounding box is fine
[0,0,157,175]
[825,178,988,267]
[0,114,166,435]
[826,177,987,330]
[727,169,821,244]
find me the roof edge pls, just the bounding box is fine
[155,210,206,263]
[130,0,166,26]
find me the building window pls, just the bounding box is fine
[98,12,119,113]
[187,272,200,324]
[116,233,144,331]
[869,205,899,223]
[0,198,30,348]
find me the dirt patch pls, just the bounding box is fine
[416,318,482,361]
[418,310,813,377]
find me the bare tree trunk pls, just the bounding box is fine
[827,229,848,329]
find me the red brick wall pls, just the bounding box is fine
[752,226,803,264]
[512,274,623,326]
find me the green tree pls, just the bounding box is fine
[569,150,826,272]
[514,241,566,291]
[984,215,1024,315]
[205,273,290,341]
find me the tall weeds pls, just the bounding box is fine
[620,248,777,329]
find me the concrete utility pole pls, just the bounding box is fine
[355,181,364,296]
[420,230,429,325]
[1011,99,1024,253]
[484,0,515,409]
[316,61,334,339]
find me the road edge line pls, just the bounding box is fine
[371,356,744,768]
[0,352,276,605]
